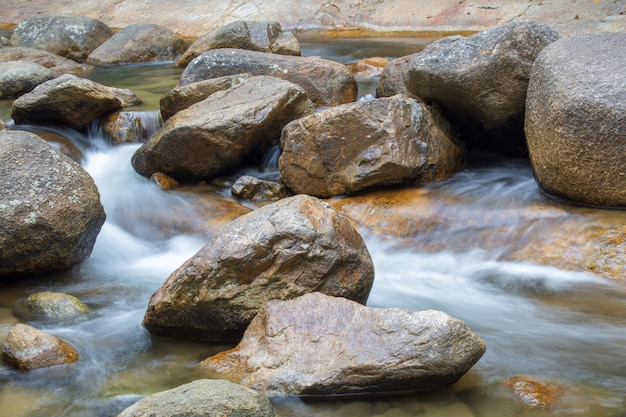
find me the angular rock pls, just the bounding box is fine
[348,57,389,79]
[231,175,286,201]
[376,55,418,99]
[179,48,357,107]
[200,292,486,396]
[143,194,374,342]
[132,75,314,182]
[176,20,297,68]
[0,131,105,277]
[116,379,275,417]
[10,15,113,62]
[160,73,251,120]
[279,95,463,197]
[0,61,55,99]
[13,291,90,322]
[525,32,626,208]
[98,110,160,145]
[406,21,560,155]
[2,323,78,371]
[0,46,94,75]
[87,23,187,65]
[11,73,141,129]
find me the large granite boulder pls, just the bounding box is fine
[176,20,299,68]
[2,323,78,371]
[13,291,90,322]
[11,74,141,129]
[132,75,314,182]
[200,292,486,396]
[0,131,105,277]
[160,73,251,120]
[279,94,463,197]
[116,379,275,417]
[143,194,375,342]
[525,32,626,208]
[87,23,187,65]
[179,48,357,107]
[405,20,560,155]
[0,47,94,75]
[10,15,113,62]
[0,61,55,99]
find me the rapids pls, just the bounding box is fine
[0,37,624,417]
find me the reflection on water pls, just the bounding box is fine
[0,37,625,417]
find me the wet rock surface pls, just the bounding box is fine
[13,292,90,322]
[231,175,286,201]
[201,292,486,396]
[279,94,463,197]
[2,323,78,370]
[143,195,375,342]
[525,32,626,208]
[0,130,105,278]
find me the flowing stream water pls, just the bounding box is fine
[0,37,625,417]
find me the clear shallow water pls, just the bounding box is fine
[0,39,625,417]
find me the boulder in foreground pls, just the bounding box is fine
[3,323,78,371]
[201,292,486,396]
[143,195,374,342]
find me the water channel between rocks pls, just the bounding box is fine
[0,36,625,417]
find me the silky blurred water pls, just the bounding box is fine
[0,38,624,417]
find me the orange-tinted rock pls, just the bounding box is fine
[504,375,560,410]
[348,57,389,79]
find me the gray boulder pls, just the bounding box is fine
[10,15,113,62]
[0,131,105,277]
[160,73,251,120]
[200,292,486,396]
[525,32,626,208]
[14,291,90,321]
[143,194,374,342]
[0,46,94,75]
[87,23,187,65]
[279,95,463,197]
[375,55,416,99]
[231,175,286,201]
[176,20,298,68]
[2,323,78,371]
[179,48,357,107]
[132,76,314,182]
[116,379,275,417]
[405,21,560,155]
[11,73,141,129]
[0,60,55,98]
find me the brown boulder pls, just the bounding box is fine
[231,175,286,201]
[0,131,105,277]
[143,194,374,342]
[10,15,113,63]
[279,95,463,197]
[159,73,251,120]
[87,23,187,65]
[176,20,298,68]
[11,74,141,129]
[0,47,94,76]
[132,76,314,182]
[2,323,78,371]
[179,48,357,107]
[200,292,486,396]
[0,61,55,99]
[98,110,160,145]
[504,376,560,410]
[525,32,626,208]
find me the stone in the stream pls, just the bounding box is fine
[0,46,95,75]
[87,23,187,65]
[13,292,90,322]
[11,74,141,129]
[200,292,486,396]
[132,75,314,182]
[115,379,276,417]
[525,32,626,208]
[143,194,374,342]
[279,94,463,197]
[2,323,78,371]
[0,61,55,99]
[231,175,287,201]
[98,110,159,145]
[504,376,561,411]
[179,48,357,107]
[10,15,113,63]
[0,130,105,278]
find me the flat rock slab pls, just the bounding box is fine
[201,292,486,396]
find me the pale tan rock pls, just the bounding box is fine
[13,292,89,321]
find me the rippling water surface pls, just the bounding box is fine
[0,38,625,417]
